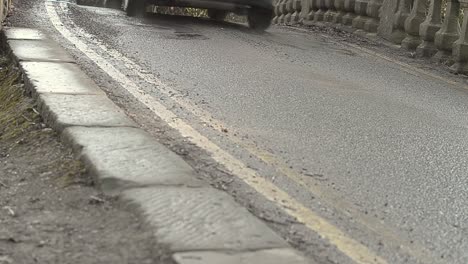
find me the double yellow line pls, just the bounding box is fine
[46,4,442,263]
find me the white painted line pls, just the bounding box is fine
[46,2,386,263]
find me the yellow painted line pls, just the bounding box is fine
[239,145,437,263]
[93,29,435,263]
[50,4,440,263]
[47,2,387,263]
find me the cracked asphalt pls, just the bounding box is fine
[6,0,468,263]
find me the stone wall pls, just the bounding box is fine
[272,0,468,74]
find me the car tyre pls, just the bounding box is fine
[247,7,272,32]
[207,9,228,21]
[125,0,147,17]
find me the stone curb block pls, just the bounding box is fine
[4,27,46,40]
[37,93,137,132]
[173,248,310,264]
[123,186,288,251]
[20,61,106,98]
[8,39,75,62]
[62,126,207,195]
[2,27,312,264]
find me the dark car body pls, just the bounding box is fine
[149,0,273,11]
[122,0,273,30]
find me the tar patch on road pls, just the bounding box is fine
[167,32,208,40]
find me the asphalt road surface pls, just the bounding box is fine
[9,0,468,263]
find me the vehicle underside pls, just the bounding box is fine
[108,0,273,31]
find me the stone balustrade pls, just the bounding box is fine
[271,0,468,74]
[434,0,460,62]
[417,0,442,57]
[451,0,468,72]
[314,0,327,21]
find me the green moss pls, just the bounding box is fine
[55,159,89,187]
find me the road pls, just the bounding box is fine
[9,0,468,263]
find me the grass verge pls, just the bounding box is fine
[0,56,41,142]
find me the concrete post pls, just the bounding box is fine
[314,0,326,21]
[300,0,311,21]
[278,0,287,23]
[415,0,442,57]
[401,0,428,50]
[342,0,356,25]
[284,0,294,23]
[390,0,412,44]
[324,0,337,22]
[377,0,400,40]
[451,2,468,73]
[352,0,371,29]
[364,0,383,32]
[0,0,3,26]
[0,0,8,24]
[332,0,346,23]
[306,0,319,20]
[291,0,302,23]
[273,0,281,23]
[433,0,460,62]
[0,0,4,23]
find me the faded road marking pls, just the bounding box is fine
[47,2,388,263]
[52,8,438,263]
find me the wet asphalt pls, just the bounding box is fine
[8,0,468,263]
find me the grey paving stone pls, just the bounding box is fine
[21,61,105,97]
[4,27,46,40]
[123,186,288,251]
[38,94,136,131]
[8,39,74,62]
[4,26,309,264]
[62,126,206,193]
[172,248,312,264]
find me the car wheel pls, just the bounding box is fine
[207,9,228,21]
[247,7,273,32]
[125,0,146,17]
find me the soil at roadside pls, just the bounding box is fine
[0,55,172,264]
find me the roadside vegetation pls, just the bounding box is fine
[0,56,40,142]
[0,55,85,186]
[0,54,163,264]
